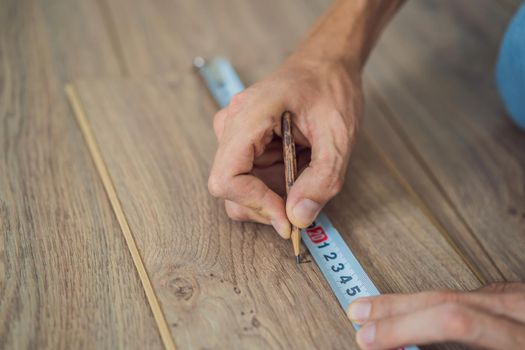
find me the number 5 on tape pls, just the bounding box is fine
[302,214,419,350]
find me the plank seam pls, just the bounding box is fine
[362,130,488,285]
[367,86,507,283]
[65,85,176,350]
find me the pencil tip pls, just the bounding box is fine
[295,256,300,264]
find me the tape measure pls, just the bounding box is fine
[195,57,418,350]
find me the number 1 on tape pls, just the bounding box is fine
[196,57,419,350]
[302,213,379,311]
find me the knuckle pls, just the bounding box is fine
[229,92,246,110]
[207,174,227,198]
[440,303,475,340]
[225,203,245,221]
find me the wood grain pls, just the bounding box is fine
[71,75,480,349]
[66,85,176,350]
[100,0,523,284]
[4,0,520,347]
[0,0,162,348]
[364,0,525,281]
[103,0,325,77]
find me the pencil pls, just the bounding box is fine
[281,111,301,264]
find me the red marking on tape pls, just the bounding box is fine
[306,226,328,244]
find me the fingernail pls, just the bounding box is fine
[292,199,321,227]
[271,219,291,239]
[357,323,376,347]
[348,299,371,323]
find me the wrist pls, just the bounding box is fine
[292,0,404,72]
[283,49,362,82]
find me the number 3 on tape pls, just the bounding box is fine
[301,213,378,310]
[302,213,420,350]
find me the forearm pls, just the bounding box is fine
[293,0,404,71]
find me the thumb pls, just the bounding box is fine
[285,115,351,228]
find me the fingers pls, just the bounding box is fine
[460,290,525,324]
[286,108,354,228]
[355,303,524,350]
[224,201,293,239]
[348,283,525,350]
[349,286,525,326]
[253,138,283,167]
[209,97,292,239]
[348,291,448,324]
[225,200,269,223]
[252,148,311,196]
[212,86,356,233]
[210,170,291,239]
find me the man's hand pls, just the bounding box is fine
[208,56,362,237]
[207,0,403,237]
[347,282,525,349]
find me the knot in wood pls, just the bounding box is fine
[169,277,194,301]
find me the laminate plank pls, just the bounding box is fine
[71,75,480,349]
[363,94,504,283]
[102,0,516,284]
[364,0,525,281]
[103,0,325,77]
[37,0,125,79]
[0,0,163,348]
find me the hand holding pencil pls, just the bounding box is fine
[208,55,362,248]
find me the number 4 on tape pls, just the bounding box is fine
[302,213,419,350]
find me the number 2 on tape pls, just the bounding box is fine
[305,223,363,299]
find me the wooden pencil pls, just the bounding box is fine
[281,111,301,264]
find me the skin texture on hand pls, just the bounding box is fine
[347,282,525,350]
[209,58,362,237]
[208,0,404,237]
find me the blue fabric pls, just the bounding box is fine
[496,2,525,130]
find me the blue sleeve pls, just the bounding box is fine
[496,2,525,130]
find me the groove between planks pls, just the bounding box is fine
[362,131,487,285]
[65,85,176,350]
[367,90,506,282]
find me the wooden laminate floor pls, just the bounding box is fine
[1,0,523,349]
